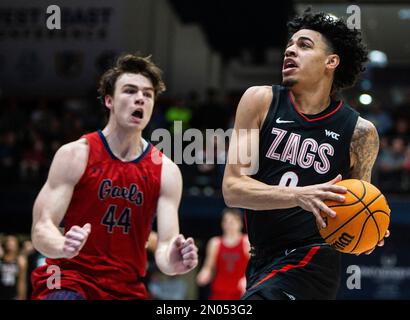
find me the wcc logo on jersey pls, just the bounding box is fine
[98,179,143,206]
[266,128,336,174]
[325,129,340,140]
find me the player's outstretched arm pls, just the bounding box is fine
[222,86,346,228]
[350,117,389,254]
[155,156,198,275]
[31,139,91,259]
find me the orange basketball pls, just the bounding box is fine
[319,179,391,254]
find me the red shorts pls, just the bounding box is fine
[31,264,147,300]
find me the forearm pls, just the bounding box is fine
[32,219,66,259]
[223,175,298,210]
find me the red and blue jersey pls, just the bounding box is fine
[32,130,162,299]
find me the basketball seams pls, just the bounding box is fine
[370,213,381,243]
[371,210,391,240]
[322,193,382,241]
[321,180,390,254]
[349,213,376,253]
[322,184,368,240]
[328,181,366,208]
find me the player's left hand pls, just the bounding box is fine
[357,229,390,256]
[169,235,198,274]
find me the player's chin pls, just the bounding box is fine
[126,119,148,130]
[282,77,298,88]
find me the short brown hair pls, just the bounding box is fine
[222,208,243,221]
[97,53,166,103]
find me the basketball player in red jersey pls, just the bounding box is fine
[197,208,250,300]
[30,54,198,300]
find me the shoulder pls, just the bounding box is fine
[351,117,379,146]
[236,85,274,128]
[240,86,273,109]
[208,237,221,250]
[49,138,89,185]
[350,117,379,181]
[55,138,89,162]
[161,154,181,177]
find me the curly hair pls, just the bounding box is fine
[98,53,166,104]
[287,10,368,92]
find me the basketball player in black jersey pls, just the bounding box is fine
[222,11,390,300]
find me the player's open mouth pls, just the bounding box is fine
[283,58,298,71]
[131,109,144,119]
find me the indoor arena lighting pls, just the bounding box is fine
[359,94,373,105]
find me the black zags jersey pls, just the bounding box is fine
[246,85,359,249]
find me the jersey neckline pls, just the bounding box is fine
[288,90,343,122]
[97,130,151,164]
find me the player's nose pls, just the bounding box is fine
[285,45,297,57]
[134,92,145,105]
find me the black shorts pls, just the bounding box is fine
[242,243,341,300]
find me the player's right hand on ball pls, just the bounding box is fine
[62,223,91,259]
[295,174,347,230]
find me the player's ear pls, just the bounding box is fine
[326,54,340,71]
[104,95,114,110]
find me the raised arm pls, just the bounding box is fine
[155,156,198,275]
[31,139,91,259]
[222,86,346,228]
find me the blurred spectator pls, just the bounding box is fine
[363,101,393,136]
[0,235,27,300]
[402,146,410,191]
[0,131,19,182]
[21,240,45,300]
[388,118,410,144]
[377,137,407,193]
[20,139,47,182]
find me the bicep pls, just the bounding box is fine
[350,118,380,182]
[156,158,182,243]
[225,87,268,180]
[32,142,87,228]
[32,180,75,228]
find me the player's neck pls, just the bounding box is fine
[3,252,18,261]
[101,125,143,161]
[223,232,242,245]
[290,82,332,115]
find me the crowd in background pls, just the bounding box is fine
[1,87,410,195]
